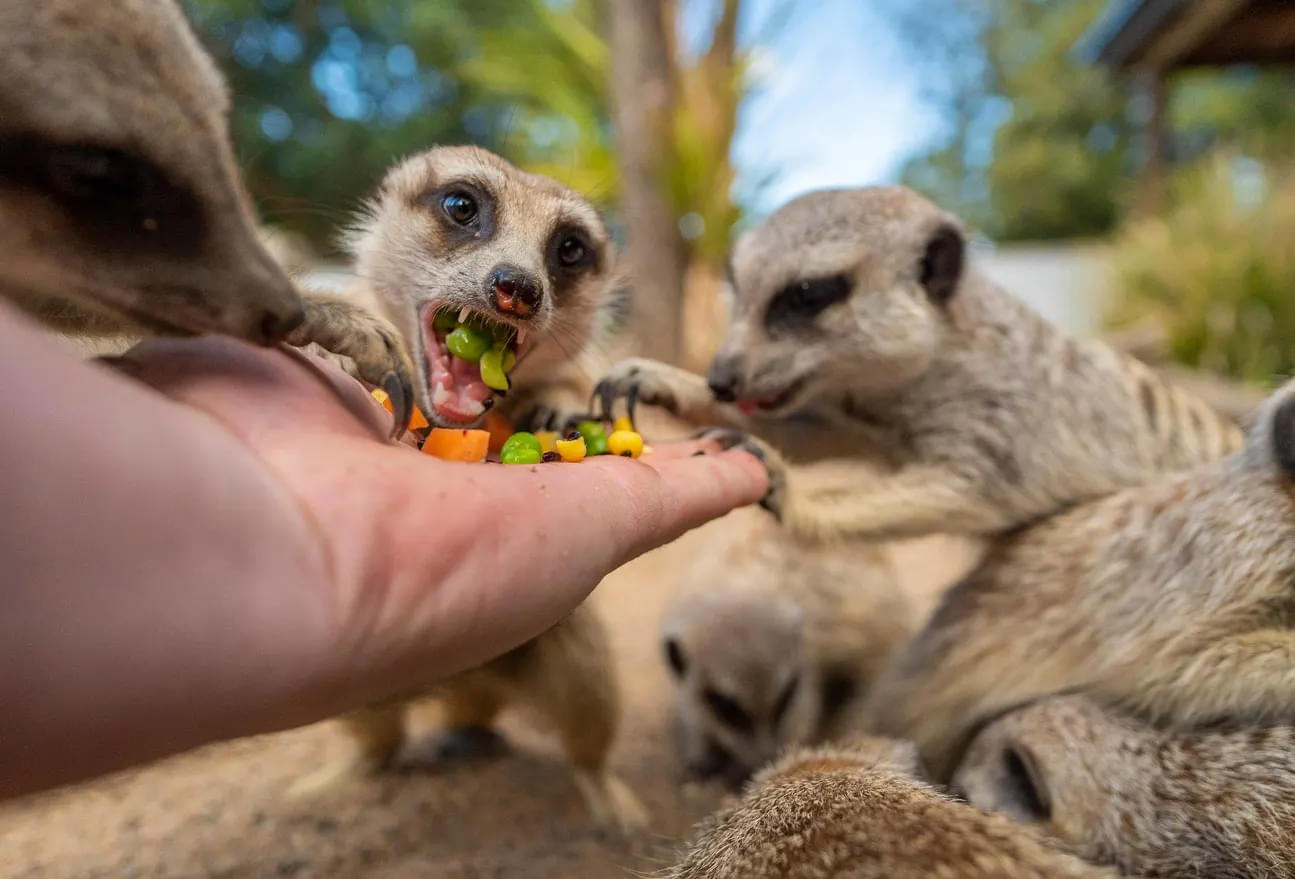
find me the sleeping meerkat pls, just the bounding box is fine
[292,146,645,831]
[667,736,1116,878]
[953,695,1295,879]
[860,379,1295,781]
[0,0,414,435]
[662,511,925,785]
[592,186,1241,541]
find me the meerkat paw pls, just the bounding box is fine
[285,752,387,800]
[398,725,509,768]
[572,768,649,833]
[591,357,690,424]
[512,401,596,435]
[693,427,787,518]
[284,292,416,440]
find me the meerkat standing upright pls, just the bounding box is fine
[953,696,1295,879]
[860,379,1295,780]
[593,186,1241,542]
[668,736,1117,878]
[0,0,415,435]
[291,146,645,831]
[661,511,931,785]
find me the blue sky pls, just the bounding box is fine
[683,0,944,216]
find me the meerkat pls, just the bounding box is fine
[291,146,645,831]
[667,736,1117,878]
[661,511,926,785]
[858,378,1295,781]
[0,0,414,435]
[953,695,1295,879]
[592,186,1240,542]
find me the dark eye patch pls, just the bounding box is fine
[0,133,205,257]
[547,224,598,281]
[703,686,754,734]
[764,273,852,333]
[419,180,495,244]
[771,673,799,725]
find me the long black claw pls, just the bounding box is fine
[382,371,413,440]
[626,382,639,427]
[692,427,748,451]
[597,380,618,424]
[561,412,599,432]
[588,385,603,421]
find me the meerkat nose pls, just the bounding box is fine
[487,265,541,319]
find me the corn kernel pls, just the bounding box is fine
[556,433,587,462]
[534,431,558,453]
[608,429,644,458]
[613,415,634,433]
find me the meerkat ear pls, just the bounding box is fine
[996,743,1052,823]
[1271,390,1295,480]
[664,637,688,678]
[919,223,965,304]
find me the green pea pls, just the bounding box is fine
[500,432,542,456]
[433,308,459,333]
[479,346,511,391]
[576,420,607,444]
[500,445,542,465]
[585,435,609,456]
[445,325,490,362]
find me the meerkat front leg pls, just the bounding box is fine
[1112,630,1295,729]
[592,357,745,429]
[287,703,407,798]
[283,290,416,440]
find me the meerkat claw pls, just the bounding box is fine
[381,370,413,440]
[625,382,639,427]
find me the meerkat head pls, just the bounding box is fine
[710,186,966,415]
[0,0,302,341]
[951,697,1125,850]
[661,589,818,787]
[348,146,614,427]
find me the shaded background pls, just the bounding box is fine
[192,0,1295,381]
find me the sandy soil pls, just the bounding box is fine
[0,474,978,879]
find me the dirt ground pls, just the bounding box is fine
[0,490,978,879]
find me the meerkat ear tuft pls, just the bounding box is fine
[919,223,965,304]
[1271,392,1295,480]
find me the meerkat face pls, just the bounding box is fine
[661,591,819,786]
[0,0,302,341]
[710,186,965,416]
[952,698,1117,850]
[349,146,613,427]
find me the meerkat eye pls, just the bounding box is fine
[558,236,587,267]
[441,190,479,226]
[703,687,754,733]
[45,145,156,206]
[770,674,799,725]
[665,638,688,677]
[765,273,852,331]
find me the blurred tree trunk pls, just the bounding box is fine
[608,0,688,364]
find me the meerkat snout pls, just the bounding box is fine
[706,355,742,402]
[485,264,542,319]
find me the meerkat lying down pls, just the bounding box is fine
[661,511,929,786]
[953,695,1295,879]
[290,146,645,831]
[592,186,1240,543]
[668,736,1115,878]
[0,0,416,435]
[860,378,1295,781]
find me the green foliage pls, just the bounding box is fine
[888,0,1295,242]
[1108,154,1295,384]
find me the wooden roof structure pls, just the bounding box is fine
[1078,0,1295,70]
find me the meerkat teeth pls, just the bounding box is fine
[516,327,527,347]
[458,306,471,324]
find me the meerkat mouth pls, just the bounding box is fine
[419,302,532,425]
[737,376,809,415]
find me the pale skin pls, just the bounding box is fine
[0,306,766,800]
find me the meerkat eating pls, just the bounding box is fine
[593,186,1240,542]
[291,146,645,831]
[661,511,923,785]
[667,736,1116,878]
[859,378,1295,780]
[953,695,1295,879]
[1,0,414,436]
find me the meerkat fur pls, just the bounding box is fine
[292,148,644,831]
[661,511,925,784]
[667,736,1117,878]
[0,0,415,436]
[594,186,1241,542]
[954,695,1295,879]
[859,378,1295,780]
